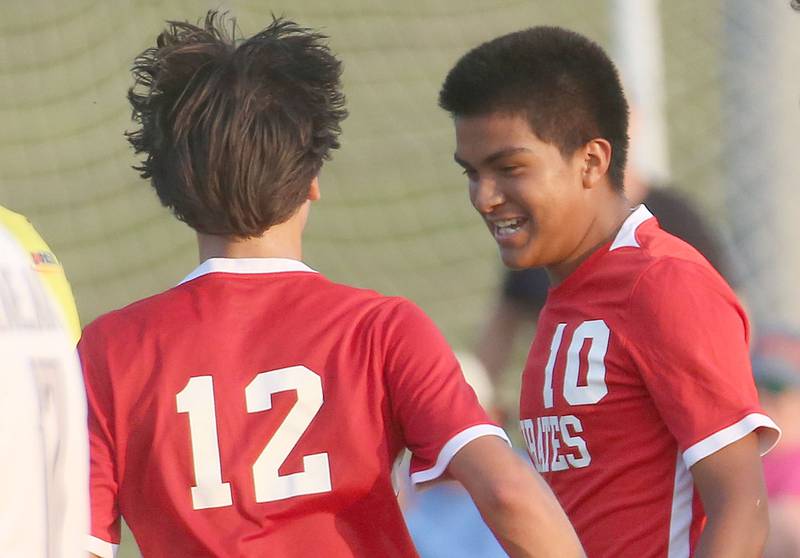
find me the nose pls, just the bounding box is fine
[470,177,505,214]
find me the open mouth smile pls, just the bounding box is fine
[491,217,528,240]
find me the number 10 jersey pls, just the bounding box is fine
[519,206,780,558]
[79,258,505,557]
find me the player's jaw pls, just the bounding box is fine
[483,212,545,269]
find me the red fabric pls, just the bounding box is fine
[519,214,775,558]
[79,268,492,557]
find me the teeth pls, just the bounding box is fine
[494,218,525,237]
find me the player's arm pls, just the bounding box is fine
[691,432,769,558]
[382,299,583,556]
[79,324,123,558]
[448,436,585,558]
[627,261,779,558]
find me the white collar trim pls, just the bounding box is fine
[609,205,654,251]
[179,257,317,285]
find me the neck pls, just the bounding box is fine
[197,219,304,263]
[546,194,633,286]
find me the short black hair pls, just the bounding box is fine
[127,11,347,237]
[439,26,629,190]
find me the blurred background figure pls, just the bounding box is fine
[752,327,800,558]
[0,206,82,342]
[403,352,517,558]
[0,207,88,556]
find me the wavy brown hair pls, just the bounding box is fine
[126,11,347,237]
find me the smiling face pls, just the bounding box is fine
[455,112,597,271]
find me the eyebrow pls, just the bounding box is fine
[453,147,533,169]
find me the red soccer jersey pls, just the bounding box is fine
[79,258,506,557]
[519,206,780,558]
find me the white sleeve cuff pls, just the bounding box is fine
[409,424,511,484]
[87,535,118,558]
[683,412,782,468]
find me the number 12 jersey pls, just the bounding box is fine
[79,258,506,557]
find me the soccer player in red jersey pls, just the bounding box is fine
[79,13,584,558]
[440,26,782,558]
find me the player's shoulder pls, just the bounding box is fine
[0,207,36,264]
[316,276,421,322]
[610,205,726,288]
[0,205,31,233]
[269,274,430,341]
[82,270,419,342]
[619,222,739,320]
[0,206,56,265]
[635,230,729,292]
[80,286,184,345]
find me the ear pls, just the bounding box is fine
[308,176,321,201]
[581,138,613,189]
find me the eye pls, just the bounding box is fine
[500,165,521,175]
[462,168,478,180]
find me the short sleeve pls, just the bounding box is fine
[78,324,121,558]
[378,300,509,484]
[625,259,780,469]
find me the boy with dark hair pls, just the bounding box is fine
[440,26,780,558]
[79,13,584,558]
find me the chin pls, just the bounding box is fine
[499,249,541,270]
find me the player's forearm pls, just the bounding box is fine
[694,498,769,558]
[448,437,584,558]
[475,470,585,558]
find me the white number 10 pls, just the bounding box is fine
[542,320,610,408]
[176,365,331,510]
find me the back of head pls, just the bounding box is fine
[127,11,348,237]
[439,26,629,190]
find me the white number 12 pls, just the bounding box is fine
[176,365,331,510]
